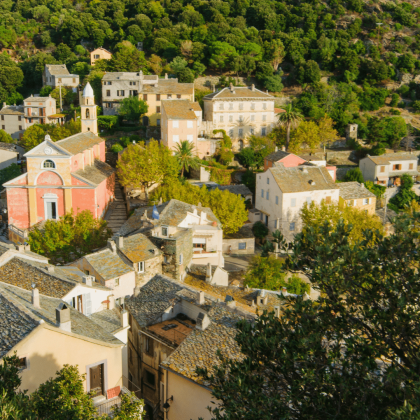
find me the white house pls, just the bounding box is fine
[255,164,340,241]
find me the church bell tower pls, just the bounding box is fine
[81,82,98,135]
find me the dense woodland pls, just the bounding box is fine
[1,0,420,143]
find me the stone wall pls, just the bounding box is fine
[135,254,163,287]
[336,166,357,181]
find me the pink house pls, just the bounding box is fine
[5,84,116,243]
[161,100,202,154]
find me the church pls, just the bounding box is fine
[5,83,116,244]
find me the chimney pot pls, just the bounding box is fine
[16,244,25,252]
[196,312,210,331]
[274,306,281,318]
[108,295,115,310]
[56,302,71,332]
[198,291,205,305]
[281,146,286,152]
[120,309,129,328]
[107,239,117,254]
[117,236,123,248]
[32,288,40,309]
[134,285,141,297]
[165,73,168,79]
[275,146,278,152]
[251,84,255,91]
[83,275,93,286]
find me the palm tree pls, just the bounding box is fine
[277,104,303,151]
[173,140,200,177]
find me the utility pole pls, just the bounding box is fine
[59,83,62,111]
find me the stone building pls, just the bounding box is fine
[0,104,25,139]
[202,84,275,151]
[126,274,254,420]
[0,142,24,170]
[43,64,80,89]
[102,72,194,126]
[339,182,377,215]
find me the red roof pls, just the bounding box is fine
[275,108,285,113]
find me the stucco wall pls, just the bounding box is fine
[7,187,30,228]
[10,325,122,394]
[339,196,376,215]
[1,113,25,139]
[62,283,111,315]
[223,237,255,254]
[0,150,18,170]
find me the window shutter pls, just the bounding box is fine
[84,294,92,316]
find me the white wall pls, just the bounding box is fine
[104,271,136,301]
[63,284,110,315]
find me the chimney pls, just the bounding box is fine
[47,266,54,273]
[120,309,129,328]
[275,146,278,152]
[107,239,116,254]
[205,263,212,283]
[2,102,6,109]
[25,244,30,251]
[281,146,286,152]
[251,84,255,91]
[196,312,210,331]
[108,295,115,310]
[16,244,25,252]
[230,83,235,93]
[82,275,92,286]
[266,90,268,94]
[227,300,236,308]
[258,290,268,305]
[56,303,71,332]
[117,236,123,248]
[134,285,141,297]
[32,287,40,309]
[274,306,281,318]
[198,291,205,305]
[212,84,215,93]
[165,73,168,79]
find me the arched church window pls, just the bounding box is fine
[86,109,90,118]
[43,160,55,168]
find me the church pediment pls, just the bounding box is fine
[24,138,72,158]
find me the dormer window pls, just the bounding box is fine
[162,226,168,236]
[43,160,55,168]
[136,262,144,273]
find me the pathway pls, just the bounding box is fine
[104,179,127,234]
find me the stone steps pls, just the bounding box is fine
[104,178,129,234]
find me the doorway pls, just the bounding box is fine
[89,364,104,397]
[45,201,57,220]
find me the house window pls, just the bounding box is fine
[18,116,21,121]
[261,189,264,198]
[274,220,277,229]
[261,127,266,136]
[266,191,269,200]
[145,370,155,388]
[19,125,22,130]
[251,115,255,122]
[229,129,233,137]
[156,106,161,113]
[250,128,254,135]
[106,90,110,97]
[219,104,224,110]
[115,278,119,286]
[1,115,4,121]
[108,81,112,85]
[73,78,76,83]
[43,160,55,168]
[143,94,148,100]
[239,103,243,110]
[94,54,100,59]
[177,94,181,99]
[325,196,332,204]
[290,222,295,231]
[164,255,169,264]
[251,103,255,110]
[239,115,243,122]
[89,363,104,397]
[156,94,160,101]
[263,103,267,110]
[267,178,269,184]
[260,213,263,221]
[145,337,154,355]
[220,115,224,122]
[291,198,296,207]
[167,94,172,99]
[409,163,414,170]
[1,125,4,130]
[121,90,125,96]
[187,120,193,128]
[229,115,233,122]
[306,197,312,204]
[229,103,233,110]
[18,357,27,370]
[263,115,266,122]
[380,166,385,172]
[239,128,243,137]
[137,261,144,273]
[173,120,179,128]
[179,254,183,264]
[276,196,279,205]
[238,242,246,250]
[392,164,402,170]
[363,198,370,205]
[157,119,160,126]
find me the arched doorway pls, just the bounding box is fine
[238,139,244,151]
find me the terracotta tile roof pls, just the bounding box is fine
[270,165,339,193]
[0,258,76,298]
[119,199,220,236]
[190,102,202,111]
[119,233,161,263]
[0,284,122,346]
[56,131,104,155]
[0,290,39,357]
[84,248,133,281]
[339,182,376,200]
[162,100,197,119]
[0,105,24,115]
[45,64,70,76]
[142,79,194,95]
[203,86,273,100]
[365,153,419,165]
[72,159,115,186]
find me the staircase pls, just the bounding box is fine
[104,180,128,234]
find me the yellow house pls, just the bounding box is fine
[0,283,127,401]
[91,47,112,66]
[339,181,377,215]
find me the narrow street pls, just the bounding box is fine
[104,179,127,234]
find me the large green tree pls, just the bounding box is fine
[277,104,303,151]
[199,212,420,419]
[118,96,148,124]
[173,140,200,177]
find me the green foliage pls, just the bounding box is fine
[173,140,200,177]
[28,209,113,264]
[367,116,408,148]
[0,163,21,186]
[343,168,364,183]
[98,115,119,130]
[200,213,420,419]
[0,53,23,104]
[390,174,420,210]
[111,143,124,153]
[118,96,148,123]
[214,129,234,165]
[149,180,248,234]
[252,220,268,240]
[286,275,310,295]
[244,255,286,290]
[0,129,13,143]
[365,180,386,198]
[241,169,256,194]
[111,392,145,420]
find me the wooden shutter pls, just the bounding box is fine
[83,294,92,315]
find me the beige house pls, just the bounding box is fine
[0,104,25,139]
[203,84,275,151]
[359,153,420,186]
[126,274,253,420]
[23,95,60,128]
[0,142,23,170]
[161,100,201,154]
[0,283,126,399]
[339,182,377,215]
[91,47,112,66]
[254,164,339,241]
[43,64,80,89]
[102,72,194,126]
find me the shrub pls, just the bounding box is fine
[111,143,124,153]
[252,221,269,240]
[344,168,364,183]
